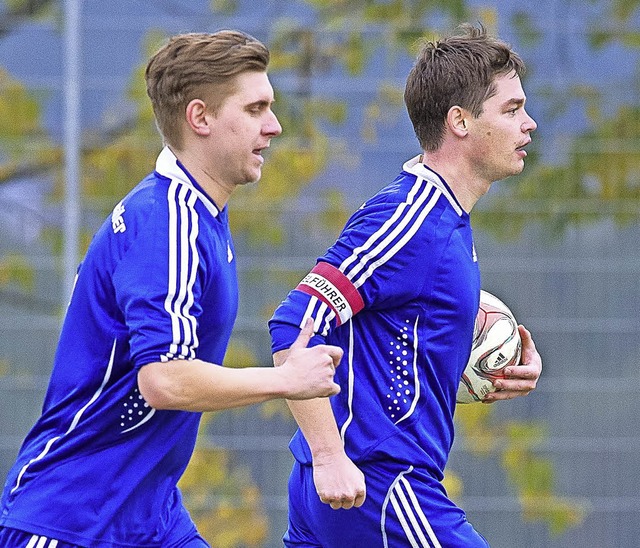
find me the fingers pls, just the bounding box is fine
[327,381,341,397]
[289,318,315,351]
[324,345,344,368]
[513,324,542,379]
[281,321,344,399]
[485,369,537,401]
[322,490,366,510]
[493,369,537,390]
[483,390,528,402]
[287,318,343,369]
[305,344,343,370]
[518,324,539,358]
[314,457,366,510]
[518,324,532,343]
[502,363,538,380]
[305,344,343,373]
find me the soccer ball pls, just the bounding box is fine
[456,290,522,404]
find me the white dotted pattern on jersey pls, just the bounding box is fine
[386,319,415,421]
[120,388,155,433]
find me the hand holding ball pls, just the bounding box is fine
[457,290,522,404]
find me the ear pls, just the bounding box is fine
[185,99,211,137]
[447,106,468,138]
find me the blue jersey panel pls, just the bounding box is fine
[270,156,481,478]
[0,148,238,547]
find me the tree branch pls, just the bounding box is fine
[0,116,140,186]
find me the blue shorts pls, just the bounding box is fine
[0,526,210,547]
[0,528,80,548]
[284,460,490,548]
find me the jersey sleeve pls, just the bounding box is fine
[269,261,366,353]
[112,188,204,368]
[270,183,441,353]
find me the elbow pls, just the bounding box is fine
[137,362,179,410]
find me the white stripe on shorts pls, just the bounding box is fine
[26,535,59,548]
[381,466,442,548]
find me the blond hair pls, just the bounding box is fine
[145,30,270,149]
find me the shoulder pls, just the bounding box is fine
[115,172,171,229]
[114,171,221,238]
[344,168,459,242]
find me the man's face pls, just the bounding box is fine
[466,71,537,183]
[206,71,282,188]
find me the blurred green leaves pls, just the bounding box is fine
[455,404,587,536]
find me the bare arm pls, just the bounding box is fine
[484,324,542,402]
[273,346,366,510]
[138,319,342,412]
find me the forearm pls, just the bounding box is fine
[139,322,341,412]
[286,398,345,461]
[273,340,365,509]
[274,348,344,460]
[138,359,291,412]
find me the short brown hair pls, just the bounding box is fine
[145,30,270,149]
[404,23,525,152]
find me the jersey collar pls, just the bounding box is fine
[403,155,464,216]
[155,146,221,218]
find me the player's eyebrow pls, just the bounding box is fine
[245,99,274,110]
[502,97,526,109]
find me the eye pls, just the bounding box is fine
[506,102,525,116]
[247,101,270,115]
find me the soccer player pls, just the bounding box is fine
[0,31,343,547]
[269,24,543,547]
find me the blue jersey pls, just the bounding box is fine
[0,147,238,547]
[270,156,481,480]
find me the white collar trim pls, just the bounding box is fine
[403,155,463,216]
[155,146,219,218]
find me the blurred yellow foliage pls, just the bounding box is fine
[0,253,34,292]
[224,339,259,369]
[454,404,587,536]
[179,446,269,547]
[0,358,10,377]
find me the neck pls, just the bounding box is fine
[169,146,234,210]
[422,150,491,213]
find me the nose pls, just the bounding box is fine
[264,110,282,137]
[522,109,537,133]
